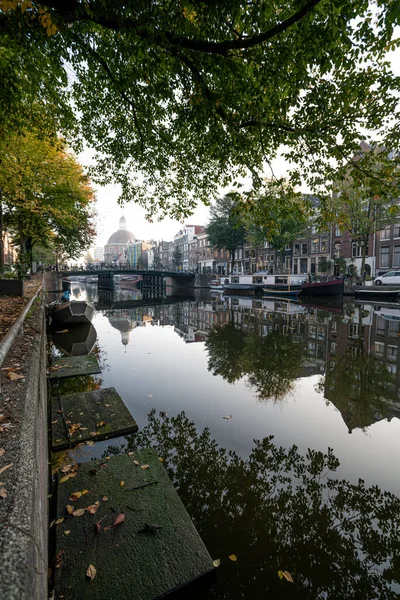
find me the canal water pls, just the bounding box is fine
[50,284,400,599]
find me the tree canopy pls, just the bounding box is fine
[0,129,95,273]
[1,1,400,218]
[205,195,246,269]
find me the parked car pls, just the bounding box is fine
[374,271,400,285]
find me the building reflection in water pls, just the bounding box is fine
[102,294,400,433]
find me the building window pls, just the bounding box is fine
[334,242,341,258]
[376,316,386,336]
[388,346,398,361]
[311,225,317,234]
[264,241,269,248]
[394,246,400,268]
[285,244,291,251]
[320,238,328,253]
[394,225,400,239]
[375,342,385,358]
[352,242,362,258]
[330,341,337,353]
[312,238,320,253]
[294,243,300,256]
[387,364,397,375]
[380,246,390,267]
[334,225,341,237]
[285,256,291,270]
[380,227,391,240]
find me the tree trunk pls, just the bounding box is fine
[360,241,367,283]
[0,192,4,273]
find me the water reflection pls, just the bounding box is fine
[51,287,400,598]
[127,410,400,599]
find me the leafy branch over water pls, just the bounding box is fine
[129,410,400,599]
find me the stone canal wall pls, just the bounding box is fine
[0,293,48,600]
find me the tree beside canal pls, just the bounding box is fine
[205,196,246,272]
[2,1,400,219]
[0,130,96,275]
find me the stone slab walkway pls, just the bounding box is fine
[51,387,138,450]
[54,449,214,599]
[49,355,101,379]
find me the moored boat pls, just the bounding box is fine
[48,300,95,326]
[262,288,299,299]
[223,272,307,295]
[299,279,344,297]
[209,279,224,292]
[354,288,400,302]
[223,283,255,295]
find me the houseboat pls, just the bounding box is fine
[209,279,224,292]
[299,278,344,297]
[223,273,307,295]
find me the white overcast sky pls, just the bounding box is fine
[81,42,400,252]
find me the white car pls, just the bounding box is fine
[374,271,400,285]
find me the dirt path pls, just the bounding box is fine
[0,277,42,343]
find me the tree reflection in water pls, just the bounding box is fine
[127,410,400,600]
[206,324,305,400]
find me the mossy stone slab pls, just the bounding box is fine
[54,450,214,600]
[51,387,138,450]
[49,355,101,379]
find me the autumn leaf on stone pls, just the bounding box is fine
[0,488,7,498]
[86,504,99,515]
[102,496,108,502]
[86,564,96,581]
[72,508,85,517]
[141,464,150,470]
[69,491,82,501]
[66,505,74,514]
[96,421,106,428]
[120,481,125,487]
[7,371,24,381]
[113,513,125,527]
[0,463,13,475]
[278,570,293,583]
[0,449,4,457]
[228,554,237,561]
[0,416,5,423]
[55,518,64,525]
[59,472,76,484]
[61,465,72,473]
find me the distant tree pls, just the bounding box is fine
[241,180,310,253]
[153,252,163,270]
[84,251,94,264]
[172,246,183,270]
[318,258,333,274]
[206,195,246,272]
[0,129,95,276]
[322,147,400,280]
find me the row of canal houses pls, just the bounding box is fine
[154,209,400,278]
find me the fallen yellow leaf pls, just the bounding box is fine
[120,481,125,487]
[102,496,108,502]
[66,505,74,514]
[81,489,89,495]
[228,554,237,561]
[86,564,97,581]
[72,508,85,517]
[278,570,293,583]
[0,488,7,499]
[0,449,4,457]
[158,457,164,462]
[64,530,71,535]
[141,464,150,470]
[55,518,64,525]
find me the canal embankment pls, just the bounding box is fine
[0,284,48,600]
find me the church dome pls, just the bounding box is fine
[106,216,135,245]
